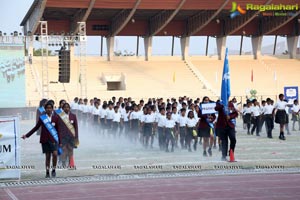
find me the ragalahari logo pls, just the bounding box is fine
[230,2,246,18]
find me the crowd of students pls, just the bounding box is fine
[69,96,238,159]
[21,94,299,178]
[242,94,300,140]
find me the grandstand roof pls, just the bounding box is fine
[21,0,300,37]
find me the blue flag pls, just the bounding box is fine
[221,48,231,114]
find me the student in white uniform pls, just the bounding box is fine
[186,111,199,152]
[259,100,266,133]
[129,104,141,143]
[250,99,261,136]
[99,104,107,135]
[264,98,274,138]
[171,107,179,147]
[291,99,300,131]
[140,107,155,149]
[164,112,176,152]
[112,106,121,137]
[121,106,130,138]
[92,101,100,133]
[70,97,79,115]
[156,107,166,150]
[243,101,252,135]
[106,103,115,135]
[82,98,89,126]
[273,94,291,140]
[178,108,187,149]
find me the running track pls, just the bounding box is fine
[1,173,300,200]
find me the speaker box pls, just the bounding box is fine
[58,50,70,83]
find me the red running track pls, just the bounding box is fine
[1,173,300,200]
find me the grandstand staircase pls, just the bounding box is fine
[184,59,219,97]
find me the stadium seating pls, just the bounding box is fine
[25,55,299,106]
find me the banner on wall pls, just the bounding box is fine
[0,116,20,180]
[284,86,298,104]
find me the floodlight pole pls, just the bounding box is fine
[78,22,87,98]
[40,21,49,99]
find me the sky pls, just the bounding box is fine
[0,0,296,56]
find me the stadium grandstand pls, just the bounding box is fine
[20,0,300,106]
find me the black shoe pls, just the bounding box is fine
[267,136,273,139]
[203,151,207,157]
[251,132,254,135]
[221,157,227,161]
[247,131,250,135]
[45,172,50,178]
[51,170,56,178]
[208,148,212,156]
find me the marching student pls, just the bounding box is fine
[215,101,238,161]
[273,94,291,140]
[92,101,100,133]
[292,99,300,131]
[171,106,179,147]
[56,103,79,169]
[119,103,126,135]
[264,98,274,138]
[164,112,176,152]
[129,104,141,143]
[77,98,83,123]
[106,102,115,135]
[112,106,121,137]
[156,107,166,150]
[88,99,95,126]
[198,96,216,157]
[178,108,187,149]
[259,100,266,133]
[250,99,261,136]
[99,104,108,135]
[150,105,157,148]
[81,98,89,126]
[121,106,131,138]
[140,107,155,149]
[186,111,199,152]
[285,104,291,135]
[22,102,61,178]
[243,101,252,135]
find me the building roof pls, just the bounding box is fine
[20,0,300,36]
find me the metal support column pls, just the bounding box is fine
[136,36,139,56]
[40,21,49,99]
[205,36,209,56]
[273,35,277,55]
[100,36,103,57]
[239,35,244,55]
[171,36,174,56]
[78,22,87,98]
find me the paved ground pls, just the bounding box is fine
[0,118,300,199]
[1,173,300,200]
